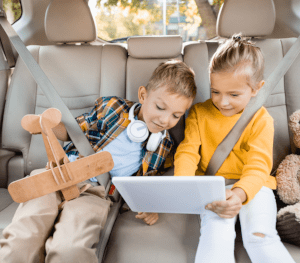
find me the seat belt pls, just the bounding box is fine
[0,25,15,67]
[205,35,300,175]
[0,8,110,186]
[0,4,15,67]
[0,16,94,157]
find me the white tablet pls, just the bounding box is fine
[112,176,226,214]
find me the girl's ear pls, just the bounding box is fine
[138,86,147,104]
[252,80,265,97]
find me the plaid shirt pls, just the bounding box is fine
[64,96,174,176]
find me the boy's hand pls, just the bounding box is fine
[205,188,246,219]
[135,212,159,225]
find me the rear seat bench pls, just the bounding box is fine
[0,0,128,253]
[102,2,300,261]
[102,36,202,263]
[102,37,300,263]
[1,0,300,263]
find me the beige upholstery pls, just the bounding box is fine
[0,189,13,212]
[217,0,276,37]
[0,52,10,133]
[0,150,15,188]
[1,0,300,262]
[126,36,185,146]
[0,199,18,239]
[128,36,182,59]
[0,49,11,188]
[0,189,15,239]
[182,38,300,263]
[126,36,183,102]
[103,1,300,262]
[2,44,127,176]
[0,19,14,176]
[0,1,127,259]
[102,36,300,262]
[104,212,200,262]
[45,0,96,43]
[183,42,210,104]
[1,30,126,262]
[184,1,300,261]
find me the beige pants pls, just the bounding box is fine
[0,170,112,263]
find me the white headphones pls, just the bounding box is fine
[127,103,166,152]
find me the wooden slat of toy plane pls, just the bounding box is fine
[8,151,114,203]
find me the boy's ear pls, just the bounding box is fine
[252,80,265,97]
[138,86,147,104]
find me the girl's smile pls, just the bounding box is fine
[210,72,263,117]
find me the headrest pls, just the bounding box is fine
[45,0,96,44]
[128,36,182,59]
[217,0,276,38]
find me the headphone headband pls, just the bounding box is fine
[129,103,139,121]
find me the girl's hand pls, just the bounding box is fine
[205,188,246,218]
[135,212,159,225]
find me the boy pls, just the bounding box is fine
[0,60,196,263]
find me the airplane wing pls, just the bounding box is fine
[8,151,114,203]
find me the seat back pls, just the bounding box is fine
[126,36,185,146]
[1,0,127,187]
[126,36,183,101]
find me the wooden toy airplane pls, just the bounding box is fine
[8,108,114,203]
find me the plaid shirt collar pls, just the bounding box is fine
[64,96,174,176]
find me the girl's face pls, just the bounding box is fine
[210,72,263,117]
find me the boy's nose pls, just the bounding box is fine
[159,114,169,126]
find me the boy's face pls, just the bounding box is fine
[138,86,193,133]
[210,72,263,117]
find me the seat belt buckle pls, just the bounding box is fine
[108,183,120,202]
[108,183,116,195]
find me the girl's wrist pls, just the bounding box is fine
[232,187,247,203]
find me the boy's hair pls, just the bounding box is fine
[209,33,264,89]
[146,60,197,99]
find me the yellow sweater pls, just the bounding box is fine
[174,99,276,204]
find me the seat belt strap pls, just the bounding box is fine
[205,35,300,175]
[0,25,15,67]
[0,15,95,158]
[0,8,15,67]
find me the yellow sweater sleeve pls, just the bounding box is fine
[174,105,201,176]
[232,115,274,204]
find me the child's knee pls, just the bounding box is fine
[243,230,280,248]
[243,231,266,252]
[246,231,268,244]
[253,232,265,238]
[47,243,97,263]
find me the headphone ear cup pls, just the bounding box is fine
[127,120,149,143]
[146,132,163,152]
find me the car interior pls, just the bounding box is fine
[1,0,300,262]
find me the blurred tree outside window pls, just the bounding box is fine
[89,0,223,42]
[3,0,21,24]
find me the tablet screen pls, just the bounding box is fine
[112,176,225,214]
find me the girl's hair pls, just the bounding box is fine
[209,33,264,89]
[146,60,197,99]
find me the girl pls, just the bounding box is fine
[174,34,295,263]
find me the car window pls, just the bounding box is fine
[88,0,223,43]
[3,0,22,24]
